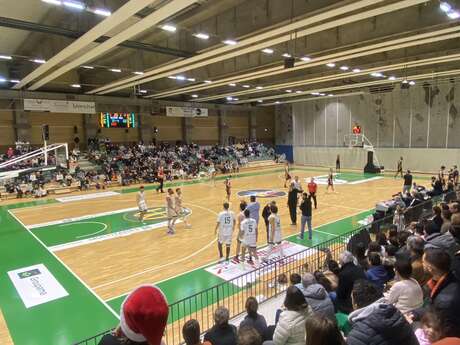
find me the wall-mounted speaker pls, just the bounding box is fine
[284,57,295,69]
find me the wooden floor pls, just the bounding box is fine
[11,167,422,300]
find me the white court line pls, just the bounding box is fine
[348,176,384,185]
[319,202,368,212]
[59,221,108,239]
[7,210,119,319]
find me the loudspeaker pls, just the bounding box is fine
[363,151,381,174]
[73,125,78,134]
[42,124,49,141]
[284,57,295,69]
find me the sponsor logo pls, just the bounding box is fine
[237,189,286,198]
[18,269,41,279]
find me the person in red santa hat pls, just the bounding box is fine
[98,285,169,345]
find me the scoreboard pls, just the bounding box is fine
[100,112,137,128]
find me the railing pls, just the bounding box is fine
[73,196,441,345]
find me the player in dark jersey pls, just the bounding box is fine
[326,168,335,193]
[224,177,231,201]
[284,162,292,188]
[394,157,403,178]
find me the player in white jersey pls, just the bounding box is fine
[240,209,259,268]
[136,186,148,222]
[264,205,284,261]
[209,162,217,187]
[175,188,191,228]
[214,202,236,262]
[166,188,178,235]
[234,201,247,263]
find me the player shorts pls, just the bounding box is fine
[242,239,257,248]
[138,201,147,212]
[218,233,232,245]
[167,209,177,219]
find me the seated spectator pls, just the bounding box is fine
[415,310,444,345]
[295,273,335,321]
[204,306,237,345]
[239,297,268,340]
[289,273,301,286]
[353,242,369,271]
[395,231,412,260]
[412,248,460,337]
[323,260,340,291]
[272,286,309,345]
[432,206,444,230]
[98,285,168,345]
[384,259,423,314]
[183,319,211,345]
[346,280,418,345]
[450,215,460,281]
[441,209,452,234]
[305,315,346,345]
[433,338,460,345]
[335,251,366,314]
[424,220,459,258]
[406,236,431,286]
[238,326,262,345]
[367,241,385,257]
[365,252,391,291]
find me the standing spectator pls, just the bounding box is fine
[305,315,346,345]
[295,273,335,321]
[98,285,168,345]
[346,280,418,345]
[403,170,413,194]
[384,259,423,314]
[239,297,268,340]
[298,193,313,240]
[272,286,310,345]
[204,307,237,345]
[336,154,341,172]
[287,183,298,225]
[183,319,211,345]
[307,178,318,209]
[335,251,366,314]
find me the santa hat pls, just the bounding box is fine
[120,285,169,345]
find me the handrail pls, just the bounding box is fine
[0,143,69,169]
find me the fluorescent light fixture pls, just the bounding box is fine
[204,80,212,84]
[370,72,384,77]
[352,68,361,73]
[139,90,147,94]
[223,39,237,45]
[319,93,326,96]
[31,59,46,64]
[242,84,250,88]
[286,90,292,93]
[42,0,62,5]
[409,81,415,85]
[92,8,111,17]
[328,94,334,96]
[81,65,94,69]
[187,78,196,82]
[229,83,236,87]
[440,2,452,12]
[191,94,198,98]
[326,63,336,67]
[447,10,460,19]
[300,56,311,62]
[10,79,20,83]
[0,55,12,60]
[168,76,177,79]
[175,75,186,80]
[233,98,239,101]
[109,68,121,73]
[340,66,349,71]
[161,24,177,32]
[402,79,409,84]
[295,91,303,94]
[261,48,274,54]
[226,96,233,101]
[311,92,320,95]
[275,101,280,104]
[193,33,209,40]
[133,71,144,75]
[0,77,7,82]
[388,76,396,81]
[70,84,81,88]
[256,86,263,90]
[282,53,292,58]
[257,100,263,103]
[63,1,85,10]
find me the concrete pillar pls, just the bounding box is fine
[183,117,193,144]
[138,114,153,144]
[13,101,31,143]
[84,114,98,144]
[219,109,229,146]
[249,110,257,141]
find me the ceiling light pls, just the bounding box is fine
[257,100,263,103]
[402,79,409,84]
[0,55,12,60]
[256,86,263,90]
[175,75,186,80]
[388,76,396,81]
[92,8,111,16]
[204,80,212,84]
[275,101,280,104]
[191,94,198,98]
[226,96,233,101]
[194,33,209,40]
[233,98,239,101]
[261,48,274,54]
[319,93,326,96]
[70,84,81,88]
[229,83,236,87]
[295,91,303,94]
[370,72,384,77]
[223,39,237,45]
[286,90,292,93]
[0,77,7,82]
[409,81,415,85]
[440,2,452,12]
[187,78,196,82]
[31,59,46,64]
[10,79,20,83]
[328,94,334,97]
[42,0,62,5]
[447,10,460,19]
[81,65,94,69]
[161,24,176,32]
[300,56,311,62]
[63,1,85,10]
[133,71,144,75]
[168,76,177,79]
[242,84,250,88]
[340,66,349,71]
[139,90,147,94]
[326,63,336,68]
[311,92,320,95]
[109,68,121,73]
[352,68,361,73]
[282,53,292,58]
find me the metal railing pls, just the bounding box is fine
[73,195,442,345]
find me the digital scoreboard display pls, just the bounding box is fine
[100,112,137,128]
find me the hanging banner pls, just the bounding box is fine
[166,106,208,117]
[24,99,96,114]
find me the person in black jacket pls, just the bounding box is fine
[287,182,299,225]
[346,279,418,345]
[204,306,237,345]
[335,251,366,314]
[262,201,276,244]
[411,248,460,338]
